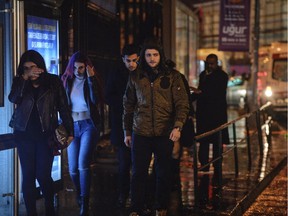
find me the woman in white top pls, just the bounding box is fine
[61,51,104,216]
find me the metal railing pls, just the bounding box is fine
[192,102,273,207]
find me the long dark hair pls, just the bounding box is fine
[17,50,48,76]
[61,51,105,106]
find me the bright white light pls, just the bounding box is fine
[265,86,273,97]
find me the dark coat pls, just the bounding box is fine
[179,73,195,147]
[105,64,130,146]
[8,73,74,136]
[194,68,229,143]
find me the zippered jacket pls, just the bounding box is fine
[8,73,74,136]
[123,68,189,137]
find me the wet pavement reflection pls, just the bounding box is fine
[19,108,287,216]
[243,165,287,215]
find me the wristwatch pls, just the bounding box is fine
[174,126,182,132]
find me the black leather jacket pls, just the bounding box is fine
[8,73,74,136]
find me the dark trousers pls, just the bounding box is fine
[198,140,222,172]
[16,137,55,216]
[130,134,173,214]
[198,174,209,206]
[117,143,131,199]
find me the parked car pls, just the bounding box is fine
[227,75,247,109]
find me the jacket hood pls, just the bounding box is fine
[139,37,168,73]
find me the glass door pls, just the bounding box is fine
[0,150,15,215]
[0,1,18,215]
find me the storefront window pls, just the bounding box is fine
[176,1,198,86]
[176,7,188,75]
[272,59,287,82]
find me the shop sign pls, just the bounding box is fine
[219,0,250,51]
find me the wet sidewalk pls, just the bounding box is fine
[19,108,287,216]
[177,112,287,216]
[243,165,287,216]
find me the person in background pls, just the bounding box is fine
[123,38,189,216]
[105,44,140,208]
[61,51,104,216]
[193,53,229,174]
[8,50,74,216]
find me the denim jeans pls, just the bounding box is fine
[130,134,173,213]
[15,134,55,216]
[67,119,99,197]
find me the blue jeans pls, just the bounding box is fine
[67,119,99,197]
[15,134,55,216]
[130,134,173,213]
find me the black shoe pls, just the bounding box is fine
[116,197,126,208]
[198,198,208,209]
[80,196,89,216]
[76,194,81,207]
[117,195,131,208]
[75,190,81,207]
[45,206,56,216]
[142,208,152,216]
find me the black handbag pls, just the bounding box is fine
[180,118,195,147]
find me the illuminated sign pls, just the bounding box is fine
[219,0,250,51]
[27,15,59,75]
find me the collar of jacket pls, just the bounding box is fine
[139,67,171,80]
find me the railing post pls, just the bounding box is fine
[262,108,267,124]
[266,116,272,145]
[213,131,222,187]
[245,116,252,168]
[256,110,264,156]
[232,123,239,177]
[193,138,198,209]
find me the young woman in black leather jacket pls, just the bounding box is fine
[8,50,74,216]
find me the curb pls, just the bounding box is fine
[230,156,287,216]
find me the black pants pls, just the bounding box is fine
[198,140,222,172]
[130,134,173,214]
[117,143,131,199]
[16,136,55,216]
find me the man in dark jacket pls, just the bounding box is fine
[105,44,139,208]
[123,38,189,216]
[194,53,229,173]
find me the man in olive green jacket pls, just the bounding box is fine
[123,38,189,216]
